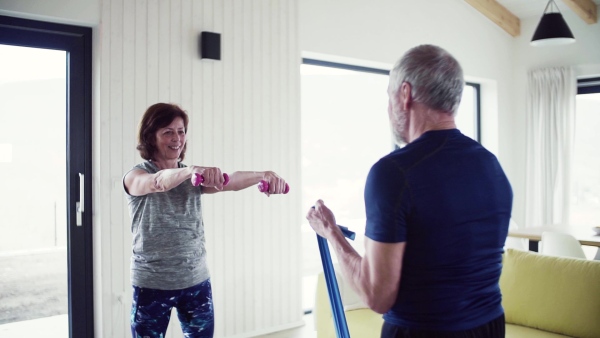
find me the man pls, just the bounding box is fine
[306,44,512,338]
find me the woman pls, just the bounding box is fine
[123,103,288,338]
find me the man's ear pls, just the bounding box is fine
[400,82,412,111]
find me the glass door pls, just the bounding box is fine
[0,45,68,337]
[0,15,94,337]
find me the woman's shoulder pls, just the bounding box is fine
[133,161,158,173]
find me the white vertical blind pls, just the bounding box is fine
[97,0,301,337]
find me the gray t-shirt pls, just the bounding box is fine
[124,161,209,290]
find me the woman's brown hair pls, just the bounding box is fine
[136,103,189,161]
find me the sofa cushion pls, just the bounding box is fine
[500,249,600,338]
[317,308,383,338]
[315,272,384,338]
[506,323,570,337]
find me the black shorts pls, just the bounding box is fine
[381,314,505,338]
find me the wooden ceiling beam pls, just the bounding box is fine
[561,0,598,24]
[464,0,521,37]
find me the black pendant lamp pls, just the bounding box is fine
[531,0,576,46]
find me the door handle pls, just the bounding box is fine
[77,173,84,226]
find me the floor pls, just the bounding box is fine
[0,313,316,338]
[261,313,316,338]
[0,314,68,337]
[0,246,318,338]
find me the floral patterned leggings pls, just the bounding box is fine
[131,279,214,338]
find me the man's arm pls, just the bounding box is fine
[332,234,405,314]
[307,200,405,314]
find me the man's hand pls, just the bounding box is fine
[306,199,342,239]
[307,201,405,315]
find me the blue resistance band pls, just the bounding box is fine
[317,224,355,338]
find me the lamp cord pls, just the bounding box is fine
[543,0,562,14]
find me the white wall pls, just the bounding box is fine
[98,0,301,337]
[299,0,515,208]
[510,7,600,227]
[300,0,600,229]
[0,0,99,25]
[1,0,302,337]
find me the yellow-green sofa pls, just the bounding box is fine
[314,249,600,338]
[314,268,383,338]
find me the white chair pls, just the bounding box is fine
[540,231,587,259]
[504,219,527,251]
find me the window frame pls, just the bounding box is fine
[302,58,481,142]
[578,77,600,94]
[302,58,390,76]
[465,82,482,142]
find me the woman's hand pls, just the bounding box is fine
[190,166,226,191]
[262,171,287,196]
[200,170,288,194]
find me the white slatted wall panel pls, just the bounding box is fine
[97,0,301,337]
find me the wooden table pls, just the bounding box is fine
[508,225,600,252]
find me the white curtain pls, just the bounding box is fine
[525,67,576,228]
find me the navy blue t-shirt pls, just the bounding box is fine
[365,129,512,331]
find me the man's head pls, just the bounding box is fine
[387,45,464,144]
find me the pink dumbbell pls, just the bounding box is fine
[257,180,289,194]
[191,173,230,187]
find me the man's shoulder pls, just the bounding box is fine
[368,153,410,182]
[378,145,425,171]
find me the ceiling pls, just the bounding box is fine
[464,0,598,37]
[497,0,600,20]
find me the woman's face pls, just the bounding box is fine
[153,117,186,162]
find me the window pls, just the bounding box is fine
[456,83,481,142]
[569,78,600,230]
[300,59,481,312]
